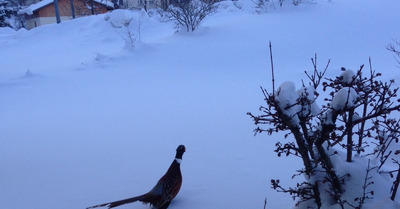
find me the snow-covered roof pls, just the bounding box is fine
[18,0,52,15]
[18,0,114,15]
[92,0,115,8]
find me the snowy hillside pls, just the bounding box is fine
[1,0,400,209]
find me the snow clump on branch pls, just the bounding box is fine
[332,87,358,110]
[276,81,301,125]
[275,82,322,126]
[339,69,356,84]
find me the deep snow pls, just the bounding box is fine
[1,0,400,209]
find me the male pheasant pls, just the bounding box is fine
[87,145,186,209]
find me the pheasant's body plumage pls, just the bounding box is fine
[87,145,185,209]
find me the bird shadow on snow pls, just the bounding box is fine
[0,70,43,88]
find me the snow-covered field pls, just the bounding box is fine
[1,0,400,209]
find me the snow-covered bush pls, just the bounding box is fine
[0,0,24,30]
[254,0,314,12]
[105,9,149,48]
[160,0,218,32]
[248,54,400,208]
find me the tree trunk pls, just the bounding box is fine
[288,122,313,175]
[346,108,354,162]
[391,166,400,201]
[315,121,343,196]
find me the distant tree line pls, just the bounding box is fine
[255,0,314,12]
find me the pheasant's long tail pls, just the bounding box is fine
[86,195,145,209]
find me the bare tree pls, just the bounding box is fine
[387,40,400,66]
[162,0,218,32]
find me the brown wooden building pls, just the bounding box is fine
[19,0,114,29]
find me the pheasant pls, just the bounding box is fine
[87,145,186,209]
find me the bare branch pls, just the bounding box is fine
[269,41,276,97]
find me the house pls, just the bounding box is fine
[18,0,114,29]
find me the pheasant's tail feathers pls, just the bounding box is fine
[86,195,144,209]
[86,202,111,209]
[108,196,145,208]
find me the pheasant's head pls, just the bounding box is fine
[175,145,185,159]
